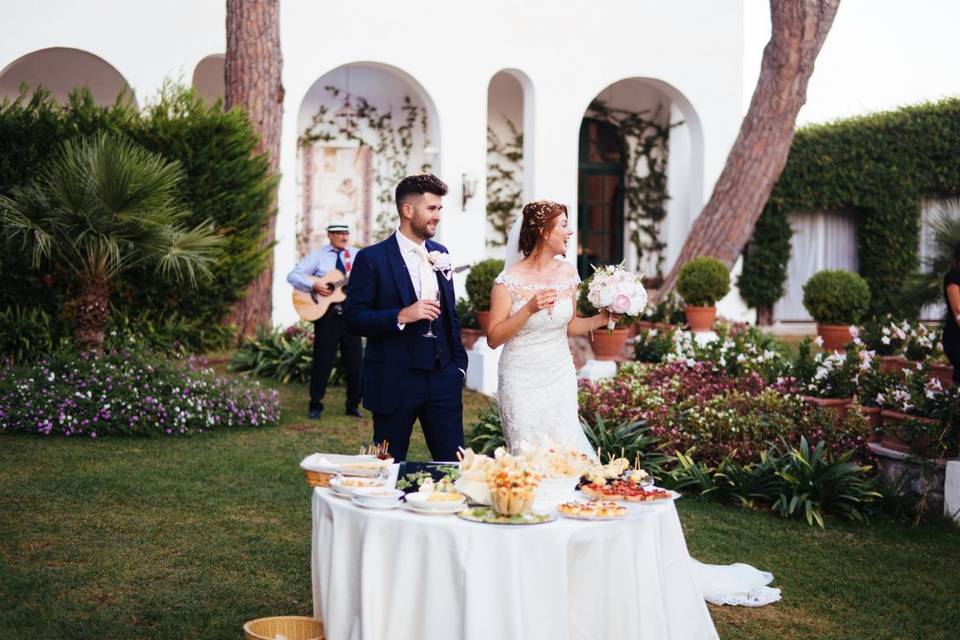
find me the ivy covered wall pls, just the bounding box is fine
[739,97,960,319]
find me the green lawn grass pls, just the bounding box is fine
[2,374,958,639]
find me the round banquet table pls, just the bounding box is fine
[311,488,718,640]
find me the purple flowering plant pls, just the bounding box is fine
[0,347,280,438]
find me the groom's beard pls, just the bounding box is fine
[411,217,438,240]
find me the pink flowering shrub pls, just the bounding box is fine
[579,361,868,465]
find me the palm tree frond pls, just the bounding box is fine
[153,222,224,287]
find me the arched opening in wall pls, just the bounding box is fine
[0,47,135,108]
[192,54,224,104]
[577,78,703,283]
[296,62,440,253]
[485,69,534,250]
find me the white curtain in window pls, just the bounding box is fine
[775,211,859,322]
[919,198,960,320]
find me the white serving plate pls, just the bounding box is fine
[351,492,403,510]
[329,475,389,497]
[403,492,467,513]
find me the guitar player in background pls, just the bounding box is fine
[287,223,363,420]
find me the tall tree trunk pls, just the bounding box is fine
[225,0,284,336]
[656,0,840,301]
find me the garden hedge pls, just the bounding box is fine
[739,97,960,318]
[0,84,275,353]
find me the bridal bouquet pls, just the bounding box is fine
[587,264,648,332]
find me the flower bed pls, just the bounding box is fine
[0,348,279,437]
[579,361,869,466]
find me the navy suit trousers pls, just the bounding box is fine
[372,361,464,462]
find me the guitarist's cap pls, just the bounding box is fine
[326,223,350,233]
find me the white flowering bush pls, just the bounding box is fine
[658,323,792,383]
[792,335,874,399]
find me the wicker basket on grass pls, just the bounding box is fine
[244,615,323,640]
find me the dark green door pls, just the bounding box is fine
[577,118,625,279]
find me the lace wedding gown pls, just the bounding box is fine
[494,270,595,456]
[493,268,781,608]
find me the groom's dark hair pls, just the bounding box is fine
[395,173,448,213]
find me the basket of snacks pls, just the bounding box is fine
[300,443,392,488]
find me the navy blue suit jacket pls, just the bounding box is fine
[344,235,468,414]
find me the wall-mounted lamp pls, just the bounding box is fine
[461,173,478,209]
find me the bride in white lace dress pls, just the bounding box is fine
[486,201,614,456]
[485,200,782,608]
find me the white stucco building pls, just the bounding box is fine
[2,0,755,326]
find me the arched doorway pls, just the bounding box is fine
[295,62,440,251]
[0,47,135,107]
[486,68,534,251]
[577,118,625,277]
[192,54,224,104]
[577,78,703,284]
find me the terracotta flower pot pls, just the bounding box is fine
[475,310,492,335]
[801,396,853,421]
[592,327,630,361]
[860,405,883,441]
[816,324,852,352]
[928,362,955,389]
[460,328,482,350]
[685,306,716,333]
[878,355,909,375]
[635,320,656,332]
[879,409,939,454]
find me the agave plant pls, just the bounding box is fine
[228,324,315,384]
[0,132,222,350]
[771,437,880,527]
[580,415,672,479]
[905,198,960,308]
[465,402,506,455]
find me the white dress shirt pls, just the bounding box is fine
[395,230,427,298]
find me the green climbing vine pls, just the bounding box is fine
[586,99,677,279]
[486,116,523,246]
[299,87,432,241]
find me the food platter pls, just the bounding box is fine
[457,506,556,525]
[556,500,627,520]
[580,482,678,503]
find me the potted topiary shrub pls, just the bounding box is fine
[802,269,871,352]
[456,297,481,350]
[578,273,629,360]
[465,258,505,335]
[676,257,730,332]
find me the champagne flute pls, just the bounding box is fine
[423,288,440,338]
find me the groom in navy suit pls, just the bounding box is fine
[344,174,468,461]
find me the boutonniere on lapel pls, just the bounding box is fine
[426,250,453,280]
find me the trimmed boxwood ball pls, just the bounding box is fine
[802,270,871,325]
[677,257,730,307]
[465,258,504,311]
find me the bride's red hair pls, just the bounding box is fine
[518,200,567,256]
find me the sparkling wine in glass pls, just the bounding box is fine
[423,289,440,338]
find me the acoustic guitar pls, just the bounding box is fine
[292,270,348,321]
[292,264,471,322]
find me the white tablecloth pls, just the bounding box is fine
[311,488,718,640]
